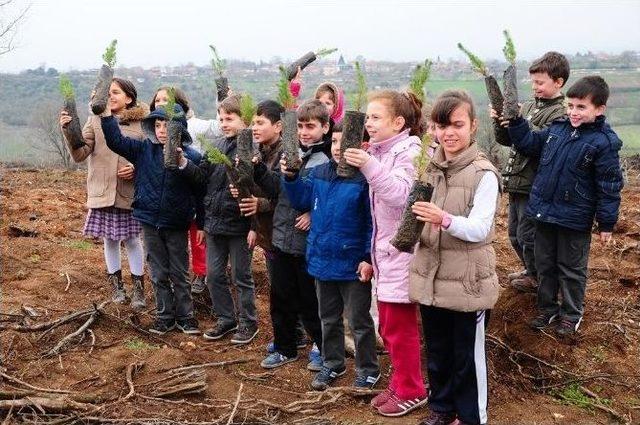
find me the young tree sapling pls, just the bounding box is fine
[501,30,519,120]
[59,74,86,149]
[286,47,338,81]
[90,39,117,115]
[210,44,229,102]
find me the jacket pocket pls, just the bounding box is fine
[87,167,108,197]
[572,144,597,176]
[540,134,560,166]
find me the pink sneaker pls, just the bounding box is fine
[377,392,428,417]
[370,388,394,409]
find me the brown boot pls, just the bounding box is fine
[108,270,127,303]
[511,275,538,293]
[130,274,146,310]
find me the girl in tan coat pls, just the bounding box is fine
[60,78,148,308]
[409,91,500,425]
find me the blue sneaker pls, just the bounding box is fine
[260,352,298,369]
[311,365,346,391]
[266,341,276,353]
[354,372,381,389]
[307,343,322,371]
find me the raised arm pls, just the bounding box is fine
[100,116,143,164]
[507,116,554,158]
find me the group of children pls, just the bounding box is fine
[60,50,623,425]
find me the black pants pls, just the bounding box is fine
[269,248,322,358]
[421,306,490,425]
[508,192,537,276]
[535,222,591,323]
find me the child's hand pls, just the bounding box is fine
[412,201,445,225]
[295,212,311,231]
[117,164,135,180]
[59,110,72,128]
[251,153,262,165]
[176,147,187,168]
[489,107,509,128]
[247,230,257,249]
[357,261,373,282]
[229,184,239,198]
[196,230,206,245]
[239,196,259,216]
[343,148,371,168]
[599,232,612,245]
[292,66,302,83]
[279,158,298,178]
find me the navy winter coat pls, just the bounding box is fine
[507,115,623,232]
[283,160,372,281]
[101,116,203,230]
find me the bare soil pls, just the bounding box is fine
[1,166,638,424]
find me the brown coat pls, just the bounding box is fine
[409,143,501,312]
[63,104,148,210]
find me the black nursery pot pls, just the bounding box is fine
[163,120,182,170]
[215,77,229,102]
[337,110,366,179]
[62,97,86,150]
[90,64,113,115]
[281,110,300,172]
[390,181,434,253]
[286,51,316,81]
[502,64,519,120]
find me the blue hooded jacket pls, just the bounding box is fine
[507,115,623,232]
[101,105,203,230]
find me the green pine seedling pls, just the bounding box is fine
[162,87,177,121]
[408,59,432,103]
[240,93,257,127]
[414,133,432,180]
[102,39,117,68]
[209,44,226,77]
[205,145,233,167]
[277,65,296,110]
[502,30,517,65]
[315,47,338,58]
[457,42,488,76]
[59,74,74,101]
[353,61,367,112]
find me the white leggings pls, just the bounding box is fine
[103,236,144,276]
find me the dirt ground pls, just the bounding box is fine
[1,165,639,425]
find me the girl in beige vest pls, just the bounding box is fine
[409,91,500,425]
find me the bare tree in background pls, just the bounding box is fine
[0,0,30,56]
[31,102,77,169]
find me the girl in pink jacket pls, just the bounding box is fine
[343,90,426,417]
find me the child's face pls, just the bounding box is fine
[365,100,404,143]
[297,119,329,147]
[154,119,168,144]
[252,115,281,145]
[317,92,336,117]
[435,104,477,158]
[330,132,343,162]
[530,72,563,99]
[109,82,132,114]
[154,89,169,108]
[567,97,606,128]
[218,110,246,137]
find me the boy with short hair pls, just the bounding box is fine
[282,124,380,390]
[183,94,258,344]
[506,75,623,337]
[101,104,202,335]
[252,99,329,370]
[498,51,570,292]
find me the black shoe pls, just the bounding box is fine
[230,325,259,344]
[528,312,559,330]
[203,322,238,340]
[418,410,457,425]
[177,318,201,335]
[555,317,582,337]
[148,319,176,335]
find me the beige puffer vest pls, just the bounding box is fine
[409,143,501,312]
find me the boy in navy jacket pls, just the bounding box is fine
[505,76,623,337]
[102,104,202,335]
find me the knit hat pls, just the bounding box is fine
[142,104,192,146]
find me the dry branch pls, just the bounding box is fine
[0,371,71,394]
[166,358,250,374]
[0,396,92,412]
[226,383,243,425]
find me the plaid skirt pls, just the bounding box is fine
[83,207,142,240]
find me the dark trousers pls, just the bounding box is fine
[270,248,322,358]
[508,192,537,276]
[141,224,194,322]
[421,306,490,425]
[316,280,379,377]
[535,222,591,323]
[206,233,256,328]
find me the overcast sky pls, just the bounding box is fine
[1,0,639,73]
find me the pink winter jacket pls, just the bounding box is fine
[360,129,422,303]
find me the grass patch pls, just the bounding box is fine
[588,345,606,363]
[124,338,159,351]
[615,125,640,155]
[28,254,40,264]
[552,383,612,411]
[66,240,93,250]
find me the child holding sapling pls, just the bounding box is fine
[182,95,258,345]
[100,100,203,336]
[408,90,501,425]
[281,115,379,391]
[342,90,428,417]
[59,77,148,310]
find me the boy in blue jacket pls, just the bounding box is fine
[101,104,202,335]
[282,127,380,390]
[504,76,624,337]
